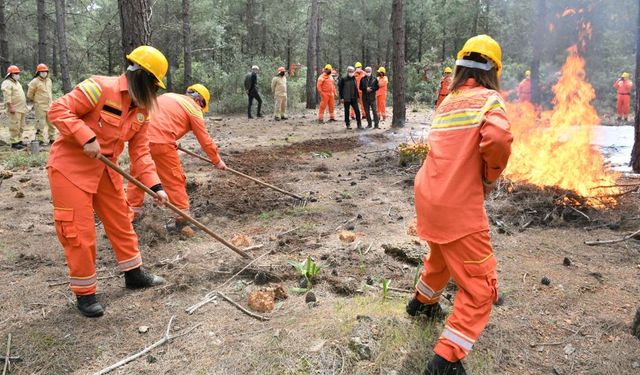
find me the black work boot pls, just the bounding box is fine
[124,267,165,289]
[406,297,446,320]
[77,294,104,318]
[11,142,25,150]
[424,354,467,375]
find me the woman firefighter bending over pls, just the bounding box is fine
[47,46,170,317]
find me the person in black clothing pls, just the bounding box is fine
[338,66,362,130]
[359,66,379,129]
[244,65,263,118]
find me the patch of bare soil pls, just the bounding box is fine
[0,110,639,374]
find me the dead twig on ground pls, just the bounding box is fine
[567,206,590,221]
[242,244,264,252]
[584,228,640,246]
[2,333,11,375]
[363,243,374,255]
[276,227,300,237]
[373,284,413,294]
[335,216,358,231]
[522,272,528,284]
[360,149,393,155]
[92,316,200,375]
[217,292,270,321]
[186,251,273,315]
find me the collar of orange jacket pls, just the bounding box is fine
[118,74,128,92]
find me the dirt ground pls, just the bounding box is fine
[0,105,639,375]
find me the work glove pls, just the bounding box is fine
[215,159,227,171]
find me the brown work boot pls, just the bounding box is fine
[406,297,446,321]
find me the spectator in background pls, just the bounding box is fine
[338,66,362,130]
[359,66,379,129]
[271,67,288,121]
[244,65,263,119]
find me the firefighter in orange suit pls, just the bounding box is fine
[47,46,170,318]
[435,67,453,108]
[408,35,513,375]
[317,64,336,123]
[376,67,388,121]
[614,72,633,121]
[517,70,532,103]
[350,62,366,119]
[127,84,225,232]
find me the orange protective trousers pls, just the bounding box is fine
[49,168,143,296]
[415,231,498,362]
[376,94,387,120]
[127,143,189,212]
[617,94,630,117]
[318,93,335,121]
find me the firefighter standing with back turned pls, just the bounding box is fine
[47,46,170,318]
[613,72,633,122]
[408,35,513,375]
[127,84,226,234]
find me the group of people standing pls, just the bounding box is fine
[1,64,53,149]
[318,62,388,129]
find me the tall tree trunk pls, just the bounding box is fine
[37,0,47,64]
[286,37,291,75]
[630,2,640,172]
[183,0,192,89]
[472,0,480,35]
[118,0,152,64]
[391,0,406,128]
[305,0,319,109]
[245,0,255,57]
[107,35,113,75]
[531,0,545,105]
[54,0,71,93]
[0,0,9,74]
[52,36,58,77]
[164,0,173,92]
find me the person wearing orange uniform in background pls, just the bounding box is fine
[127,84,226,234]
[435,67,453,108]
[376,67,388,121]
[47,46,170,318]
[614,72,633,121]
[350,62,366,119]
[517,70,532,103]
[408,35,512,375]
[316,64,336,123]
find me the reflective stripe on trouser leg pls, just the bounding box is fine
[93,170,143,272]
[415,242,450,304]
[48,168,99,296]
[433,231,497,362]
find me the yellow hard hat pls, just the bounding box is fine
[377,67,386,74]
[126,45,169,89]
[187,83,211,112]
[355,62,363,68]
[444,67,453,74]
[525,70,531,77]
[622,72,630,78]
[324,64,333,70]
[456,34,502,76]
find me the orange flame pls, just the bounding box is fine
[561,8,577,17]
[504,45,619,203]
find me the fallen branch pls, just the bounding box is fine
[335,216,358,231]
[360,149,393,155]
[217,292,270,321]
[584,228,640,246]
[185,251,272,315]
[276,227,300,238]
[242,244,264,252]
[567,206,590,221]
[373,284,413,294]
[92,316,200,375]
[2,333,11,375]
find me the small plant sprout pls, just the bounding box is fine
[288,256,321,293]
[382,279,391,300]
[413,266,422,287]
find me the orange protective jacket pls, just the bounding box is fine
[376,76,388,97]
[613,79,633,95]
[435,75,452,107]
[148,93,221,164]
[316,73,335,95]
[354,71,365,95]
[517,77,531,102]
[415,79,513,243]
[47,75,160,193]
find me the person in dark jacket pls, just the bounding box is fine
[359,66,379,129]
[338,66,362,130]
[244,65,263,118]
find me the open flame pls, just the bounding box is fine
[504,45,619,204]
